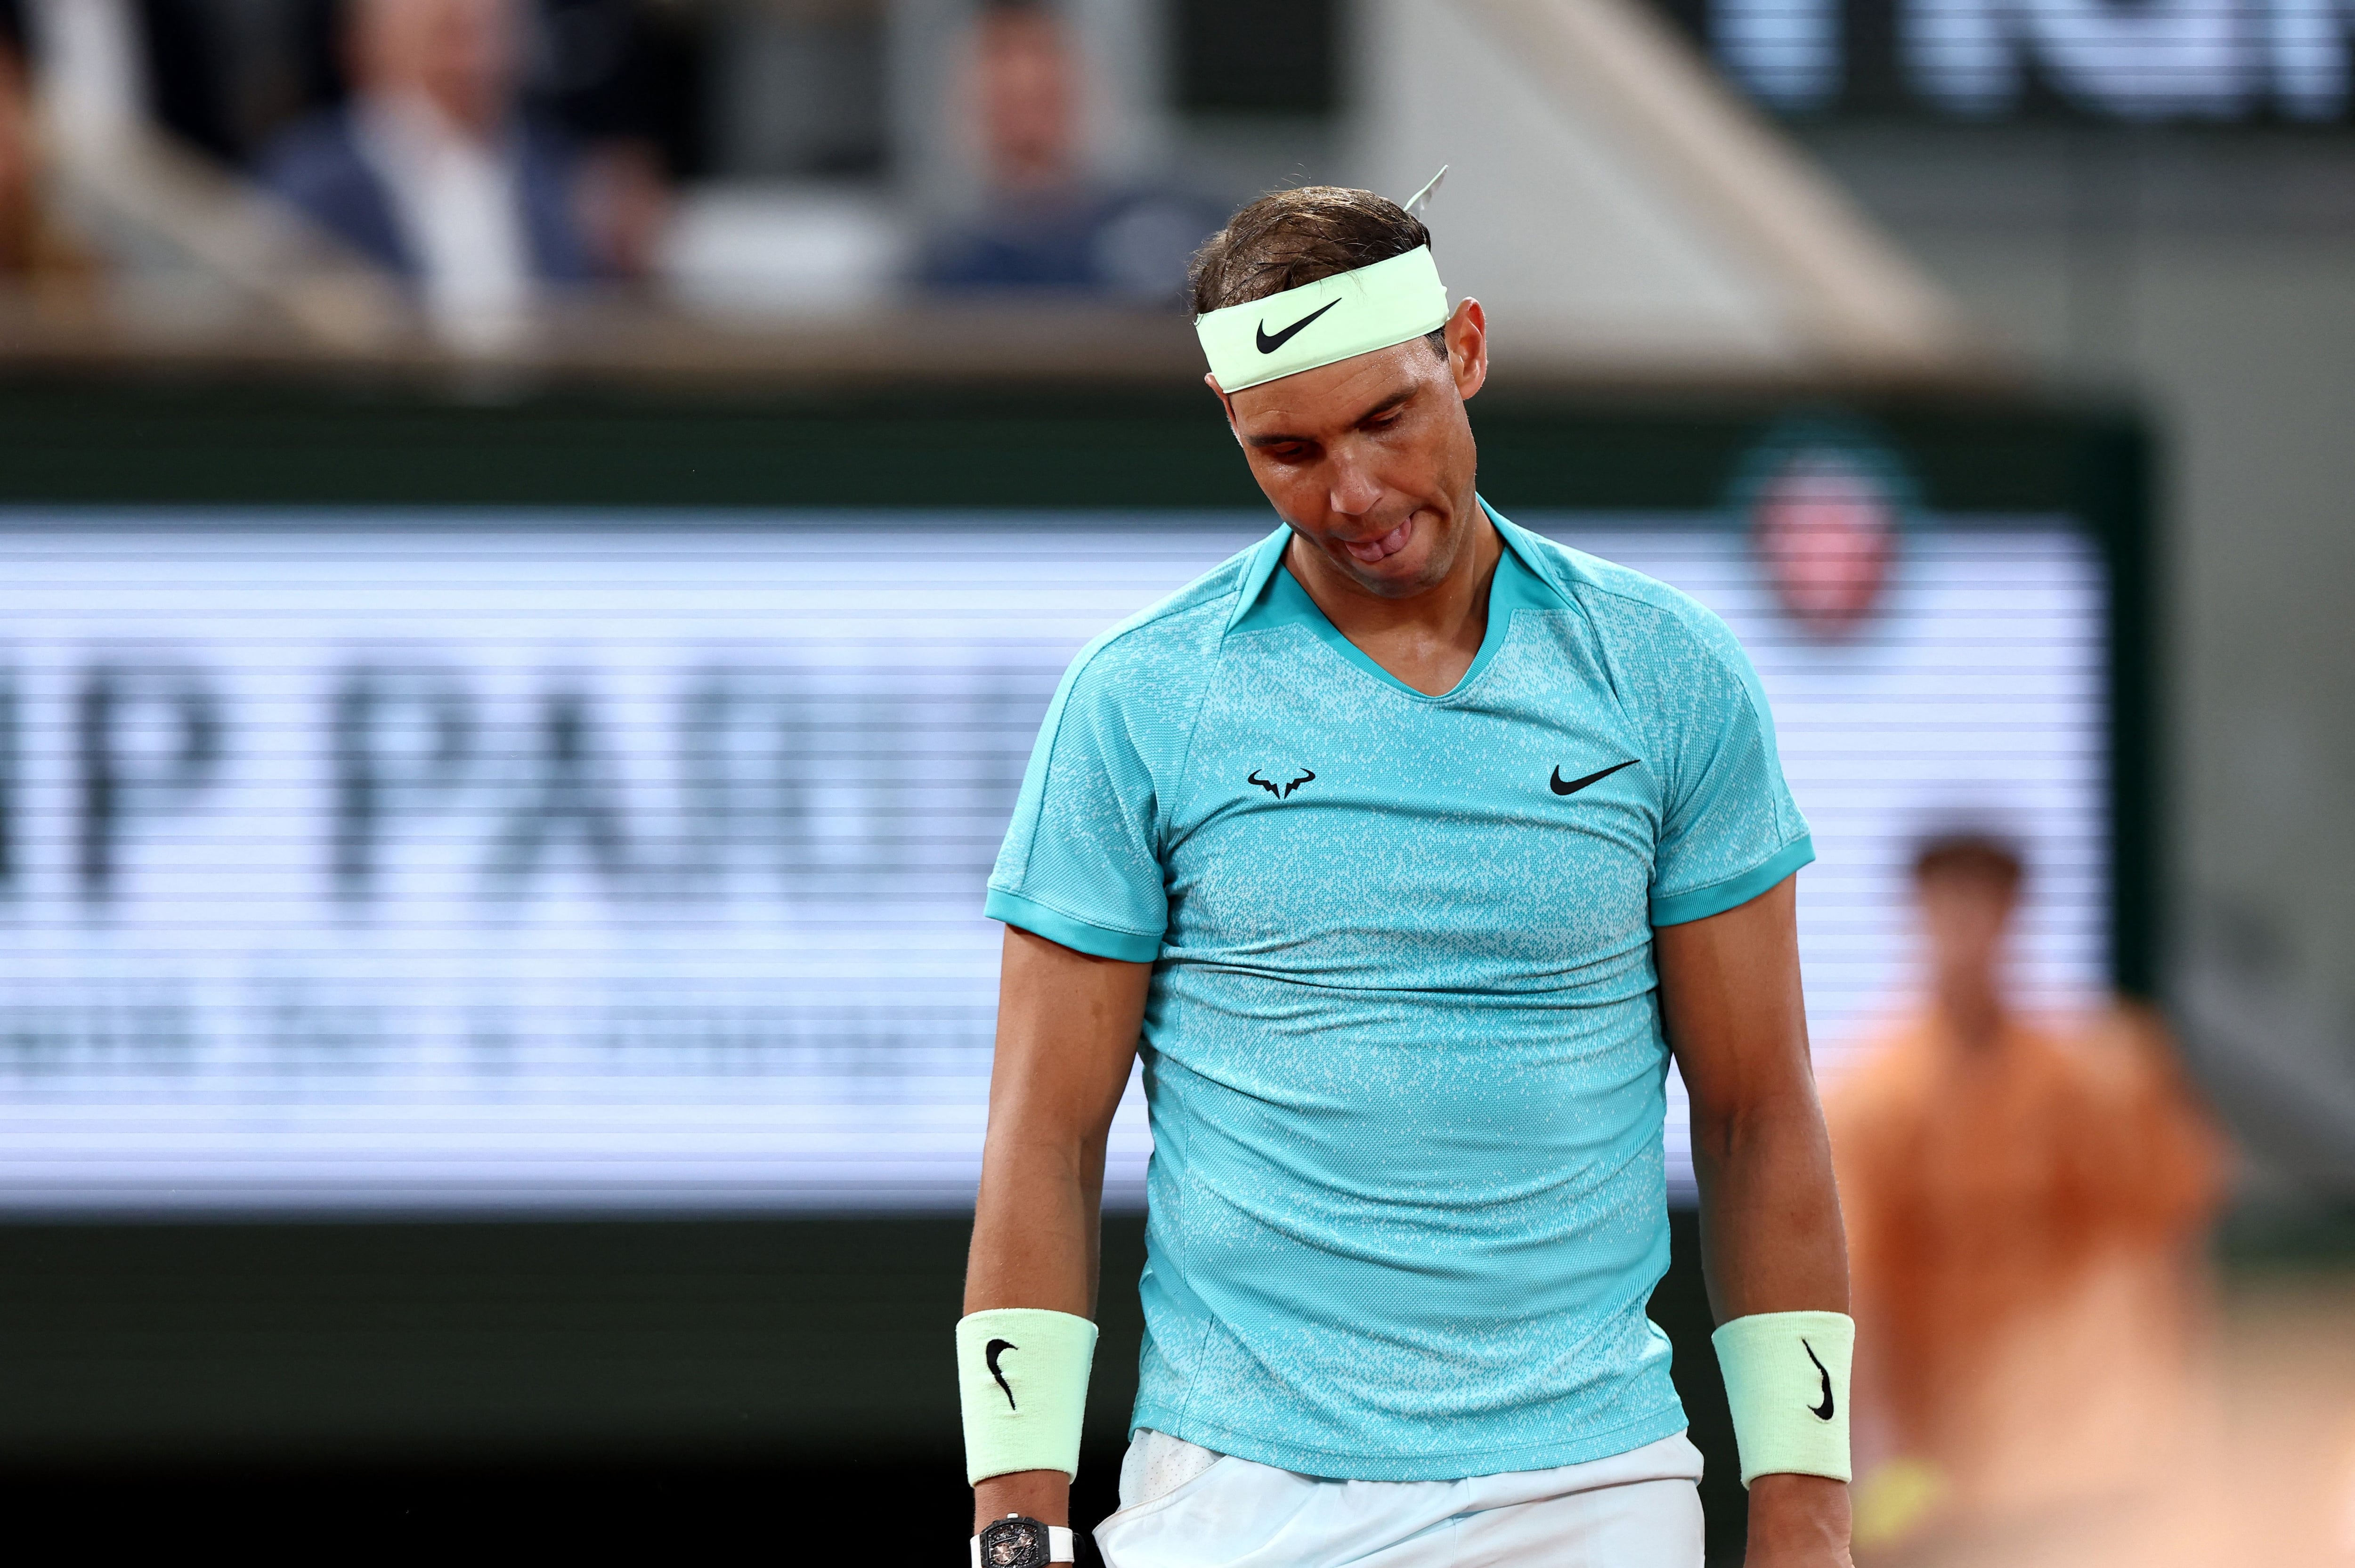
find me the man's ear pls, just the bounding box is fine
[1204,372,1242,443]
[1444,299,1489,403]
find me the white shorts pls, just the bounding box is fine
[1093,1429,1706,1568]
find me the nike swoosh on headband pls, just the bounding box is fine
[1256,300,1340,354]
[1194,247,1450,393]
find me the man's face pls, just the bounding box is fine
[975,9,1075,194]
[1751,456,1898,637]
[355,0,518,136]
[1215,299,1489,601]
[1918,868,2018,991]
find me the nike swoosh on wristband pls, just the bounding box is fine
[1550,759,1638,796]
[1256,300,1340,354]
[1803,1339,1835,1421]
[985,1338,1018,1411]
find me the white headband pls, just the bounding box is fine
[1194,246,1452,394]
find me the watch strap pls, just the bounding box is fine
[968,1523,1076,1566]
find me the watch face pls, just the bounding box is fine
[978,1516,1050,1568]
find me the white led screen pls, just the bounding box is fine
[1698,0,2355,120]
[0,514,2104,1211]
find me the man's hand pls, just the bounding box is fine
[1747,1474,1854,1567]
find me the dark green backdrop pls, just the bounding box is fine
[0,372,2153,1561]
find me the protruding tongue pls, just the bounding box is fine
[1345,520,1413,563]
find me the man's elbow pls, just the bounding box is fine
[1685,1081,1827,1169]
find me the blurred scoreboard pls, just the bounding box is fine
[1666,0,2355,120]
[0,511,2104,1211]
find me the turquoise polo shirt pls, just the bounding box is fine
[985,504,1813,1481]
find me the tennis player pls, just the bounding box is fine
[957,185,1854,1568]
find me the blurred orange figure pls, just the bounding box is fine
[1827,834,2228,1547]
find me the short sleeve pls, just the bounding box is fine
[984,623,1209,962]
[1642,605,1813,926]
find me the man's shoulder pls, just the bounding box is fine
[1824,1024,1948,1166]
[258,108,371,196]
[1061,539,1262,693]
[1535,534,1735,643]
[1033,541,1261,780]
[256,108,410,274]
[1502,525,1757,698]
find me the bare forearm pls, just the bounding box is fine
[966,1137,1104,1317]
[961,1116,1107,1535]
[1691,1096,1855,1559]
[965,1124,1104,1532]
[963,929,1150,1538]
[1690,1089,1848,1321]
[1656,879,1853,1565]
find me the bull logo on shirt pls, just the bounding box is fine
[1247,766,1317,800]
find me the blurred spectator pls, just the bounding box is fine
[14,0,242,159]
[1750,445,1901,638]
[257,0,601,350]
[917,0,1215,303]
[0,4,95,301]
[0,14,33,265]
[526,0,689,283]
[1827,834,2228,1550]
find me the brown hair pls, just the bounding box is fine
[1912,833,2025,890]
[1188,186,1446,356]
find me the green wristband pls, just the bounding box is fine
[956,1308,1098,1486]
[1712,1310,1854,1487]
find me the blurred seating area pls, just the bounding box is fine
[0,0,1981,381]
[0,0,2340,397]
[0,0,1239,368]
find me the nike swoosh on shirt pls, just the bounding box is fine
[1256,300,1340,354]
[1550,759,1638,796]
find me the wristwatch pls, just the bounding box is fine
[971,1514,1076,1567]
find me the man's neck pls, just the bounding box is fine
[361,83,504,152]
[1933,979,2007,1054]
[1284,501,1502,698]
